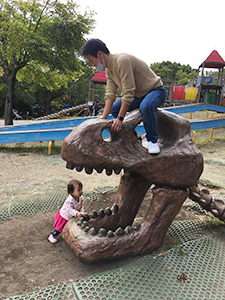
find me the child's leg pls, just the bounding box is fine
[48,229,61,244]
[51,229,61,237]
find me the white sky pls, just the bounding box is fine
[75,0,225,70]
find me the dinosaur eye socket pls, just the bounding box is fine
[101,129,111,143]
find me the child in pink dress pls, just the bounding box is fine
[48,179,84,244]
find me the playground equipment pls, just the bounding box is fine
[32,103,88,121]
[0,104,225,153]
[196,50,225,105]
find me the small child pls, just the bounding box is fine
[48,179,85,244]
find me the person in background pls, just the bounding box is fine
[93,101,100,116]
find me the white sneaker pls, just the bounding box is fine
[48,234,58,244]
[148,141,160,154]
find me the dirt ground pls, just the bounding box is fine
[0,129,225,299]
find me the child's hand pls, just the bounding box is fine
[77,212,84,218]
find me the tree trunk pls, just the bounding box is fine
[44,91,51,116]
[4,73,16,125]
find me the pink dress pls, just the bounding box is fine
[53,194,84,232]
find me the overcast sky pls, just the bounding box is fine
[75,0,225,70]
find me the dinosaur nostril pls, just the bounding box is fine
[101,129,111,142]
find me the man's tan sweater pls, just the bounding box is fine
[105,53,163,105]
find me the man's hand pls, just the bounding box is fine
[109,118,122,132]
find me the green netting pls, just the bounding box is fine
[168,220,209,244]
[0,179,68,221]
[4,282,75,300]
[1,178,225,299]
[94,186,118,195]
[73,236,225,300]
[0,181,119,221]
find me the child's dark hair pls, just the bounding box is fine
[81,39,110,57]
[67,179,83,194]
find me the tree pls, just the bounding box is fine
[0,0,95,125]
[150,61,197,85]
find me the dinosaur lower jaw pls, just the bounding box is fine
[62,173,188,263]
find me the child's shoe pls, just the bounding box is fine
[48,234,58,244]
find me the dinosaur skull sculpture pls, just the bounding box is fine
[61,109,224,263]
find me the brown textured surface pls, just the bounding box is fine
[61,109,205,263]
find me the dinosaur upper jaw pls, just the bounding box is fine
[61,109,203,187]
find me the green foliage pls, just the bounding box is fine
[150,61,198,85]
[0,0,95,123]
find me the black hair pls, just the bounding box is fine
[81,39,110,57]
[67,179,83,194]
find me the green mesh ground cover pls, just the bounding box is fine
[73,236,225,300]
[1,177,225,299]
[4,282,75,300]
[0,179,68,221]
[0,181,119,221]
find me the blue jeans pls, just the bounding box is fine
[111,88,167,143]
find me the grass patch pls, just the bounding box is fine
[0,142,62,154]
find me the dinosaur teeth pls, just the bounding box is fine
[115,227,124,236]
[199,198,207,205]
[124,225,133,234]
[75,166,83,172]
[98,228,107,236]
[89,227,97,235]
[85,167,93,174]
[105,207,112,216]
[191,192,200,199]
[106,169,113,176]
[73,166,122,176]
[133,223,141,231]
[99,209,105,218]
[114,168,121,174]
[77,217,84,226]
[106,230,114,238]
[81,221,88,229]
[90,210,98,219]
[211,209,219,216]
[84,226,90,232]
[66,163,75,170]
[112,203,119,213]
[83,213,90,222]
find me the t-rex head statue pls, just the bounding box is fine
[61,109,205,263]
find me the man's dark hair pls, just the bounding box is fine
[81,39,110,57]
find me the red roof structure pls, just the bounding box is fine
[197,50,225,105]
[199,50,225,69]
[91,70,107,85]
[87,71,107,107]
